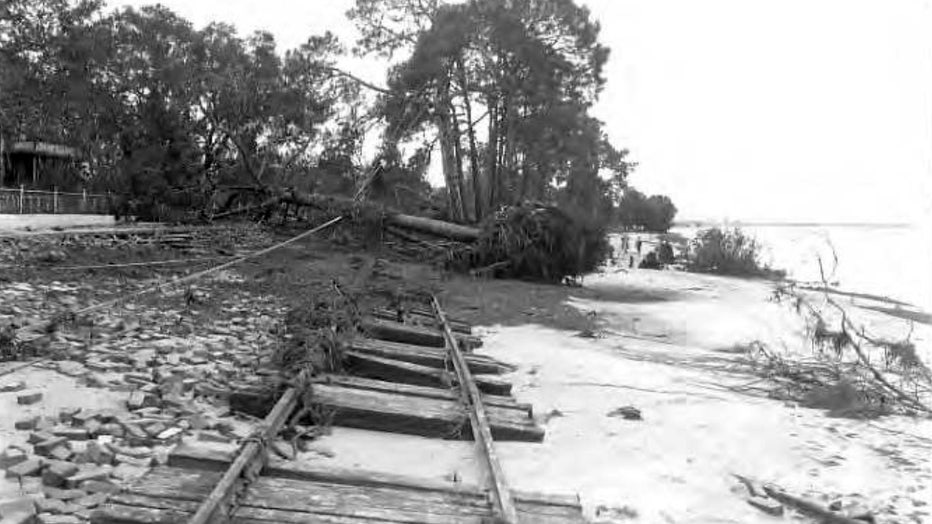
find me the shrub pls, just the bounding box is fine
[687,227,781,277]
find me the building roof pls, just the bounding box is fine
[7,141,79,159]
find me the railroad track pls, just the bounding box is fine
[91,296,587,523]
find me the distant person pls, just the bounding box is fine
[639,251,662,270]
[636,239,643,255]
[658,241,675,265]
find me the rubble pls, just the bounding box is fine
[1,246,290,523]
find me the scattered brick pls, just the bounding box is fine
[16,391,43,405]
[14,416,40,431]
[34,437,68,457]
[79,479,120,494]
[57,407,81,424]
[41,461,79,488]
[42,486,86,501]
[73,492,108,509]
[47,445,73,462]
[0,496,37,520]
[65,465,111,488]
[0,447,28,469]
[28,431,55,445]
[0,380,26,393]
[111,463,149,481]
[5,458,43,478]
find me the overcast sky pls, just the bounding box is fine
[109,0,932,224]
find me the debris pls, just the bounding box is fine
[15,416,40,430]
[17,390,44,405]
[0,380,27,392]
[34,437,68,457]
[0,447,28,469]
[606,406,642,420]
[544,409,565,423]
[747,495,784,516]
[0,497,37,524]
[41,461,79,488]
[5,457,43,478]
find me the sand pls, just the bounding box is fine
[309,265,932,523]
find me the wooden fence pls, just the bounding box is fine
[0,187,110,215]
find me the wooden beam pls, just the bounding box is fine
[371,308,473,335]
[343,351,512,396]
[313,374,531,415]
[188,384,300,524]
[98,467,585,523]
[360,318,482,350]
[167,444,581,509]
[307,382,543,441]
[348,338,511,375]
[433,295,519,523]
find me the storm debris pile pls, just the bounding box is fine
[449,203,610,282]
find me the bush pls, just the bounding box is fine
[687,227,782,277]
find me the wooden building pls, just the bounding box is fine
[0,140,84,191]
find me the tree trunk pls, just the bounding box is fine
[275,188,480,241]
[486,101,499,214]
[436,75,466,223]
[456,57,485,221]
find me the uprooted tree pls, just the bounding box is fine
[740,276,932,418]
[1,0,637,281]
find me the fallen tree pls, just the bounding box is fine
[217,186,479,242]
[216,187,610,283]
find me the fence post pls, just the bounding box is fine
[53,187,59,214]
[19,184,24,214]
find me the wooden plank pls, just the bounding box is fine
[96,495,442,524]
[188,384,300,523]
[313,374,531,415]
[343,351,512,396]
[432,296,519,524]
[372,308,473,335]
[349,338,513,375]
[115,467,585,524]
[168,444,581,509]
[361,318,482,350]
[309,383,543,442]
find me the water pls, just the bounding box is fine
[672,223,932,312]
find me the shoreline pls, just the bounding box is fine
[1,227,930,523]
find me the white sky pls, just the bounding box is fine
[109,0,932,224]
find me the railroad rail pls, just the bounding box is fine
[91,294,584,523]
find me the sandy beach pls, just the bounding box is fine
[1,230,930,523]
[299,263,932,523]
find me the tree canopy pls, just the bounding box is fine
[351,0,632,224]
[614,188,678,232]
[1,0,659,230]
